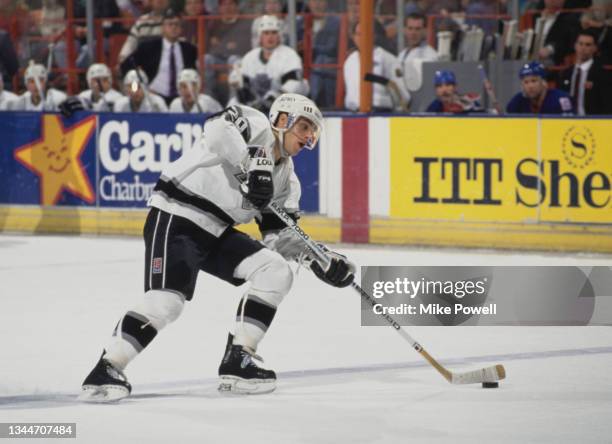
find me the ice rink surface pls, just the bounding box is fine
[1,234,611,444]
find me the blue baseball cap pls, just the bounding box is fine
[434,70,456,86]
[519,61,546,79]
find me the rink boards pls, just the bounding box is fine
[0,111,610,252]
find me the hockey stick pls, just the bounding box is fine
[95,78,113,111]
[478,65,502,115]
[187,82,204,113]
[364,73,410,112]
[264,199,506,385]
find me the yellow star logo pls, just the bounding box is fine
[14,114,96,206]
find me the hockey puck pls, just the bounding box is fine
[482,382,499,388]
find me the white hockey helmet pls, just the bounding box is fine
[177,68,200,91]
[123,68,149,86]
[87,63,112,85]
[269,93,323,151]
[24,62,47,82]
[257,14,281,38]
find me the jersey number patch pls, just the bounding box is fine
[224,106,252,143]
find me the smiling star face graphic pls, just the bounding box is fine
[14,114,96,206]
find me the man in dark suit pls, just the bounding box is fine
[536,0,579,65]
[559,29,612,115]
[121,9,198,106]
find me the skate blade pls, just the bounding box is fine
[79,385,130,403]
[218,376,276,395]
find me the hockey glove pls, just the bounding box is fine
[310,249,356,288]
[265,227,308,261]
[59,96,85,117]
[240,152,274,210]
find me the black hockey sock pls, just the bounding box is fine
[236,295,277,333]
[113,311,158,353]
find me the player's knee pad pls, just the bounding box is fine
[236,248,293,307]
[133,289,185,331]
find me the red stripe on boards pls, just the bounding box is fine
[341,118,369,243]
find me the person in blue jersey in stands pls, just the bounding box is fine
[506,62,574,114]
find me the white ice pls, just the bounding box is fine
[0,234,611,444]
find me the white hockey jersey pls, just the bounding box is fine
[78,88,123,112]
[113,93,168,112]
[344,47,410,111]
[239,45,305,99]
[148,104,301,237]
[8,89,67,111]
[169,94,223,114]
[0,90,18,110]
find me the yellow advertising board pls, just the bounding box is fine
[390,117,538,222]
[539,120,611,223]
[390,117,612,224]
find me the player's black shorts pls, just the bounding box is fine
[143,207,264,300]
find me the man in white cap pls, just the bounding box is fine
[169,68,223,113]
[78,63,123,112]
[114,68,168,113]
[8,62,67,111]
[229,15,309,113]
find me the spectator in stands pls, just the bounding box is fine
[39,0,65,39]
[0,30,19,90]
[426,70,483,113]
[300,0,341,108]
[464,0,499,35]
[115,0,147,19]
[0,0,31,44]
[506,61,573,114]
[397,13,439,92]
[229,15,308,112]
[114,68,168,112]
[169,68,223,113]
[344,22,410,112]
[346,0,395,54]
[536,0,579,65]
[182,0,209,45]
[580,0,612,63]
[251,0,289,48]
[8,62,67,111]
[559,30,611,115]
[0,76,18,110]
[118,0,169,64]
[121,9,198,106]
[204,0,252,105]
[79,63,123,112]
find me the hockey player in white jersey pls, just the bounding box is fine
[0,76,17,110]
[169,68,223,114]
[80,93,355,401]
[78,63,123,112]
[114,68,168,113]
[8,62,67,111]
[229,15,309,113]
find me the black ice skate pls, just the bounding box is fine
[218,333,276,395]
[79,354,132,402]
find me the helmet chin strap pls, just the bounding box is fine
[275,125,292,158]
[273,127,290,159]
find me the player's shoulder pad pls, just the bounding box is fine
[207,105,255,143]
